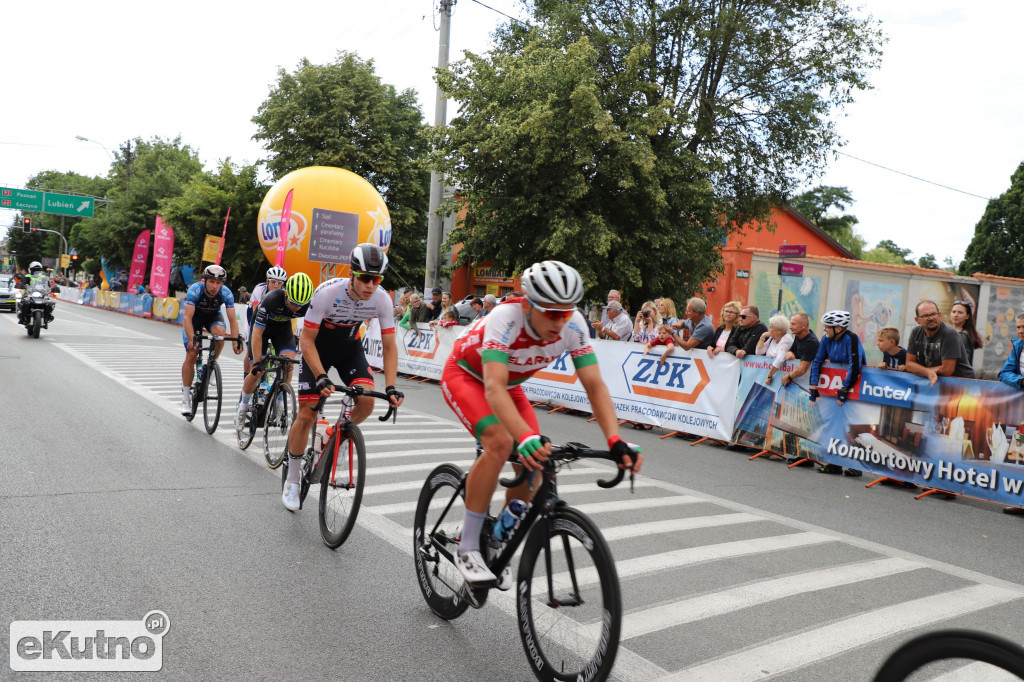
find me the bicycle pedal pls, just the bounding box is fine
[460,584,488,609]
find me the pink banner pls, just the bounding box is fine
[216,207,231,265]
[127,229,151,293]
[275,189,293,267]
[149,216,175,298]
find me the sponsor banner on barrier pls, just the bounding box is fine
[361,319,384,370]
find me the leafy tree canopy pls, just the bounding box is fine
[252,52,431,284]
[436,0,884,303]
[960,161,1024,276]
[862,238,913,266]
[787,185,866,258]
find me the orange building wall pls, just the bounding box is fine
[705,208,850,321]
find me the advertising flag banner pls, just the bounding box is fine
[275,189,293,267]
[202,235,222,263]
[216,207,231,265]
[127,230,150,292]
[149,216,174,298]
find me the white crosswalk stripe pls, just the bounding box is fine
[54,338,1024,682]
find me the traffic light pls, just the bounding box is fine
[23,218,31,232]
[71,253,78,262]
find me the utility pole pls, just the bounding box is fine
[120,140,133,194]
[424,0,455,294]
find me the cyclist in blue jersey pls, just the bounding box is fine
[180,264,243,415]
[808,309,866,476]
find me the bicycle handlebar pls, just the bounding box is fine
[253,354,301,373]
[499,441,631,490]
[310,383,398,423]
[192,330,245,346]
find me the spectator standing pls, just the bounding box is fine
[875,327,907,370]
[656,298,679,328]
[440,291,453,317]
[998,314,1024,390]
[470,297,484,321]
[732,306,768,359]
[708,300,743,357]
[758,315,794,384]
[905,300,975,384]
[781,312,819,466]
[426,287,444,321]
[236,286,250,305]
[394,290,411,322]
[593,301,632,341]
[482,294,498,316]
[399,293,431,329]
[631,301,661,343]
[949,300,984,369]
[676,298,716,351]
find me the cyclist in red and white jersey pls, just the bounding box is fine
[281,244,404,511]
[442,260,643,586]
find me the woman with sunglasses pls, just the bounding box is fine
[440,260,643,587]
[281,243,405,512]
[949,299,984,368]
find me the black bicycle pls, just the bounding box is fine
[235,353,300,467]
[281,383,397,548]
[874,629,1024,681]
[185,331,243,435]
[413,442,631,682]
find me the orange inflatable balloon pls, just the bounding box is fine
[257,166,392,284]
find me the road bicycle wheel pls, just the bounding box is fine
[413,463,470,620]
[202,360,222,435]
[517,506,621,682]
[263,383,295,469]
[318,424,366,549]
[236,395,257,450]
[873,629,1024,681]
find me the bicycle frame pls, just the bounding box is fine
[308,383,398,482]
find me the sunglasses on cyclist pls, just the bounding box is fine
[352,271,383,285]
[526,298,575,321]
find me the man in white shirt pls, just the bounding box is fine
[593,301,632,341]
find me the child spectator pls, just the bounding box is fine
[876,326,907,370]
[643,324,676,365]
[432,308,459,328]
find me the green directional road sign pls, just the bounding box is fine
[0,187,44,211]
[42,192,94,218]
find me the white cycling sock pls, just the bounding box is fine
[240,392,252,403]
[460,510,487,555]
[181,385,189,396]
[286,454,303,484]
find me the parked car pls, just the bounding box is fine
[0,275,20,312]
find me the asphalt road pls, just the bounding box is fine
[3,302,1024,681]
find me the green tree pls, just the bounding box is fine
[788,185,866,258]
[75,136,204,271]
[160,161,269,286]
[252,52,431,283]
[863,239,913,265]
[436,0,884,302]
[960,161,1024,276]
[916,253,938,269]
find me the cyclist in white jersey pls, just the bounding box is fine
[244,266,287,377]
[281,243,404,511]
[441,260,643,586]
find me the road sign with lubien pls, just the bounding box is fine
[0,187,44,211]
[42,192,94,218]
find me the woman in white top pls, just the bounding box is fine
[758,314,795,383]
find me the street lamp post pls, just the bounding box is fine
[74,135,115,162]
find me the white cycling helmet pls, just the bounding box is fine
[350,243,389,275]
[266,266,287,282]
[29,261,43,273]
[202,264,227,281]
[520,261,584,305]
[821,310,851,329]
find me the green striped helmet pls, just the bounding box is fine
[285,273,314,305]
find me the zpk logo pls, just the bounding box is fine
[404,327,440,359]
[620,352,710,404]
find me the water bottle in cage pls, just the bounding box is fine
[493,499,527,542]
[257,381,269,407]
[314,412,330,454]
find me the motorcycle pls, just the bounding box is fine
[18,285,55,338]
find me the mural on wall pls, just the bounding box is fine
[915,280,981,324]
[752,270,824,332]
[982,285,1024,375]
[844,279,904,365]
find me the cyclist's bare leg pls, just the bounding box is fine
[465,423,514,514]
[349,393,374,424]
[287,402,317,456]
[182,347,201,386]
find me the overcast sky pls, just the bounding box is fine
[2,0,1021,266]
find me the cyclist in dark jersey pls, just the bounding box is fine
[244,266,287,377]
[281,244,405,512]
[180,264,243,415]
[234,273,313,428]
